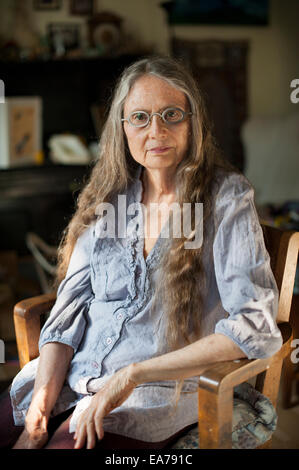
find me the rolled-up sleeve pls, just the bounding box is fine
[38,224,94,353]
[213,173,283,359]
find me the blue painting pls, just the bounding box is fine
[161,0,269,25]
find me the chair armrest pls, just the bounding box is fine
[197,322,292,448]
[198,323,292,392]
[13,292,56,369]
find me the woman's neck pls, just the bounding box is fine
[141,167,177,205]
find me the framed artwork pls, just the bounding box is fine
[47,23,81,55]
[161,0,269,26]
[0,97,42,168]
[70,0,94,15]
[33,0,62,11]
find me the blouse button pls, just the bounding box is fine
[106,337,113,345]
[117,313,123,320]
[92,361,99,369]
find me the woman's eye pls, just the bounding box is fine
[165,109,180,121]
[131,112,147,123]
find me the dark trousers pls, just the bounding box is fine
[0,388,195,449]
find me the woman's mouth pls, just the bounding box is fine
[148,147,171,154]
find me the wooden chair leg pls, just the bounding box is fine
[197,386,233,449]
[281,354,296,408]
[258,439,272,449]
[255,358,283,408]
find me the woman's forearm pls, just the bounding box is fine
[31,342,74,420]
[129,333,246,384]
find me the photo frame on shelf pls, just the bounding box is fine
[47,23,81,55]
[70,0,94,15]
[33,0,62,11]
[0,97,42,168]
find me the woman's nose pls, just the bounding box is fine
[147,114,167,137]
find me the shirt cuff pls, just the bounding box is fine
[215,317,283,359]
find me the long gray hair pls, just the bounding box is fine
[55,55,234,406]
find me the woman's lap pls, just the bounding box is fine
[0,388,195,449]
[43,410,195,449]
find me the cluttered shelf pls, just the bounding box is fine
[0,54,142,169]
[0,53,143,72]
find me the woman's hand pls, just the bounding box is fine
[74,366,137,449]
[12,404,48,449]
[13,342,74,449]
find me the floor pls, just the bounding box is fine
[272,381,299,449]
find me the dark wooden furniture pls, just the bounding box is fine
[0,56,141,150]
[13,225,299,448]
[0,55,141,256]
[0,164,90,255]
[172,38,248,171]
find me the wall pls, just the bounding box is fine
[170,0,299,118]
[1,0,298,118]
[1,0,298,204]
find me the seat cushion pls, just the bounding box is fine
[170,382,277,449]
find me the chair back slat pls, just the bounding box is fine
[262,224,299,323]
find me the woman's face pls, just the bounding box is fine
[123,74,191,172]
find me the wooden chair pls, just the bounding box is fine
[25,232,57,294]
[13,224,299,449]
[281,292,299,408]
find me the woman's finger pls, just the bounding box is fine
[94,413,104,441]
[86,421,96,449]
[74,422,87,449]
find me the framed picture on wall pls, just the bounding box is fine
[33,0,62,10]
[0,97,42,168]
[70,0,94,15]
[162,0,269,26]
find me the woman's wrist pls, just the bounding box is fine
[30,386,55,420]
[127,362,143,385]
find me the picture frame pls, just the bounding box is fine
[0,97,42,168]
[70,0,94,15]
[33,0,62,11]
[47,23,81,55]
[162,0,269,26]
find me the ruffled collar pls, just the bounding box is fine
[129,165,169,268]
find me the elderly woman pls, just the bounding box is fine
[0,56,282,449]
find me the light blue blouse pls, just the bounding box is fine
[10,165,283,442]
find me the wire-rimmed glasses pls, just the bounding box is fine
[121,107,193,128]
